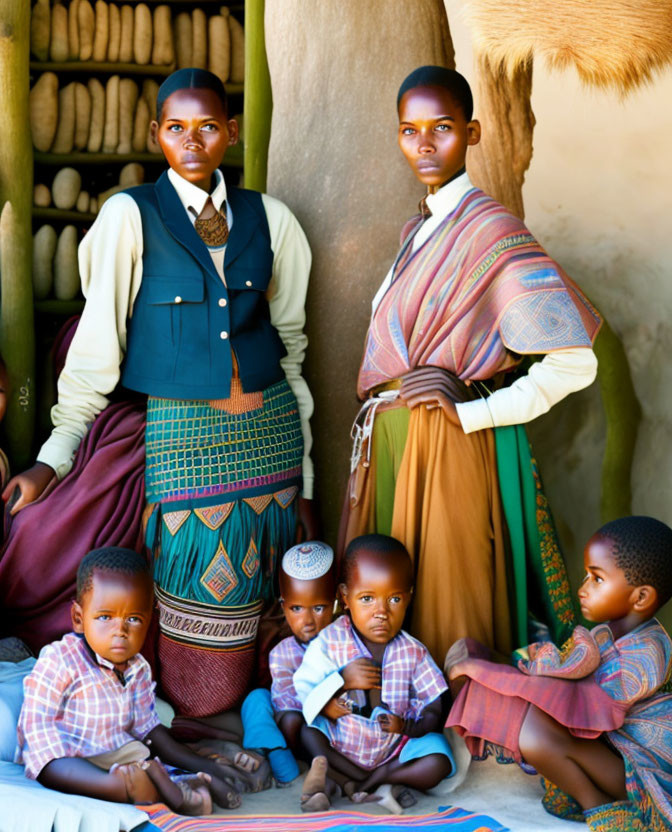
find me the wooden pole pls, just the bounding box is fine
[0,1,35,470]
[244,0,272,192]
[593,318,642,522]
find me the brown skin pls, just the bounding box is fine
[517,534,660,810]
[301,550,450,795]
[270,572,335,752]
[396,85,481,420]
[40,569,259,810]
[72,569,154,670]
[279,572,334,644]
[3,86,319,538]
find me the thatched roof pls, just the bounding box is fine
[461,0,672,93]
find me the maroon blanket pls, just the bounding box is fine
[0,319,147,652]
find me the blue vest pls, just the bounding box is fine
[120,172,287,399]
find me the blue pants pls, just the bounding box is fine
[241,688,288,751]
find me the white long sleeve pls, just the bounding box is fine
[455,347,598,434]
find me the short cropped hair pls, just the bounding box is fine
[599,516,672,606]
[340,534,413,590]
[157,68,228,121]
[76,547,151,601]
[397,65,474,121]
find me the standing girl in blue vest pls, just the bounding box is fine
[5,69,317,720]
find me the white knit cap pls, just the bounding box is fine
[281,541,334,581]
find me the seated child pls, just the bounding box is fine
[240,541,335,786]
[294,534,454,812]
[16,547,257,814]
[446,516,672,832]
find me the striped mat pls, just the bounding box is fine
[140,804,509,831]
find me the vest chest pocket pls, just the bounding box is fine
[139,274,205,348]
[225,266,272,293]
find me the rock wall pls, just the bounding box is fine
[265,0,453,541]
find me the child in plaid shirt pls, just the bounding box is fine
[240,542,336,786]
[16,547,257,813]
[294,534,454,811]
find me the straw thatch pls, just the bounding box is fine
[461,0,672,93]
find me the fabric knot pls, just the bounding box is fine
[194,196,229,246]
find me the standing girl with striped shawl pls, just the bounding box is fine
[340,66,602,663]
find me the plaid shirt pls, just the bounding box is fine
[269,635,306,712]
[16,632,160,779]
[294,616,447,769]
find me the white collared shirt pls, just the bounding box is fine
[371,171,598,433]
[37,168,315,497]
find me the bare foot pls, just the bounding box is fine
[350,790,383,804]
[187,744,262,774]
[207,773,243,809]
[234,750,263,772]
[141,758,186,810]
[301,756,331,812]
[301,792,331,812]
[175,777,213,816]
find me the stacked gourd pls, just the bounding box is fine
[29,1,245,154]
[31,1,244,79]
[30,72,166,155]
[33,163,144,301]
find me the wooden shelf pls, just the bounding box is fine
[34,144,244,168]
[31,61,173,76]
[32,207,96,222]
[35,299,85,316]
[30,62,244,93]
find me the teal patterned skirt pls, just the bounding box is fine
[144,379,303,717]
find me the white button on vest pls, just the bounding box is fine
[218,298,227,307]
[174,296,182,303]
[245,280,252,287]
[220,331,228,339]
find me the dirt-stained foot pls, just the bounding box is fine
[207,773,243,809]
[300,756,332,812]
[141,758,186,810]
[175,776,213,816]
[301,792,331,812]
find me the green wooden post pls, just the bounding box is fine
[593,318,642,522]
[244,0,272,192]
[0,0,35,470]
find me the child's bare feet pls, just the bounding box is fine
[141,758,213,814]
[111,762,161,804]
[234,750,263,772]
[300,756,331,812]
[206,773,244,809]
[175,777,213,816]
[189,744,263,773]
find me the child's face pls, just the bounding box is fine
[72,570,154,669]
[578,534,638,623]
[281,576,334,644]
[341,553,412,644]
[152,87,239,190]
[398,85,480,189]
